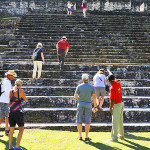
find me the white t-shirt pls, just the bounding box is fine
[0,78,12,103]
[67,4,72,8]
[93,74,106,87]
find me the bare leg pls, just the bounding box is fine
[85,124,90,138]
[99,96,104,109]
[5,117,9,130]
[77,124,82,137]
[0,117,4,137]
[9,127,15,149]
[0,117,4,124]
[16,126,24,148]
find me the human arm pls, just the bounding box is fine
[21,90,27,102]
[41,52,45,64]
[107,69,112,75]
[65,47,69,57]
[9,90,12,102]
[56,43,58,50]
[74,94,79,100]
[110,99,115,115]
[104,79,106,85]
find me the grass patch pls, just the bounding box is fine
[0,130,150,150]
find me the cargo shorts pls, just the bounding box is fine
[0,103,9,117]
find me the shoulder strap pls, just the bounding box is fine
[17,89,19,99]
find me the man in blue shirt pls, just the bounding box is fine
[74,74,97,141]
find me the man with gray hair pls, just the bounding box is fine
[74,73,97,141]
[0,70,17,137]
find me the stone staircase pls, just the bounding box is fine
[1,12,150,131]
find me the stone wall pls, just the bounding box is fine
[0,0,150,16]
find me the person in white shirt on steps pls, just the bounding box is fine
[93,69,106,111]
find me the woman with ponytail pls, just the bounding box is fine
[8,79,26,150]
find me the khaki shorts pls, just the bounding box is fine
[95,87,106,98]
[0,103,9,117]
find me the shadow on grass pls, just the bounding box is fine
[125,132,150,141]
[119,139,150,150]
[0,135,27,150]
[83,140,121,150]
[118,133,150,150]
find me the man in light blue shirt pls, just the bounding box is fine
[74,73,97,141]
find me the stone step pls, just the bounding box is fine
[5,47,150,53]
[5,51,140,56]
[22,108,150,123]
[0,70,149,79]
[21,86,150,96]
[1,122,150,131]
[12,78,150,87]
[15,35,150,40]
[9,40,150,46]
[3,64,150,71]
[25,96,150,108]
[17,27,150,32]
[2,54,149,60]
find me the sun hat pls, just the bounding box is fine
[5,70,17,77]
[107,74,115,82]
[82,73,89,80]
[37,42,43,47]
[62,36,67,39]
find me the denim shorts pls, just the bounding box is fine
[68,8,71,11]
[0,103,9,117]
[76,106,92,124]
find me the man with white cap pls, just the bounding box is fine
[0,70,17,137]
[74,73,97,141]
[56,36,69,71]
[32,42,45,79]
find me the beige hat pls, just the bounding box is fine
[62,36,67,39]
[82,73,89,80]
[37,42,43,47]
[5,70,17,77]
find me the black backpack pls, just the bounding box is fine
[0,79,4,96]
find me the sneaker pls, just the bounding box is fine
[77,137,82,140]
[85,137,92,141]
[108,139,118,142]
[0,134,4,137]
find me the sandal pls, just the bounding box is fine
[77,137,82,140]
[5,130,9,136]
[85,137,92,141]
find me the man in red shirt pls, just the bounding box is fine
[56,36,69,71]
[107,69,124,142]
[82,0,87,18]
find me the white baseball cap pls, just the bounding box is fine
[37,42,43,47]
[82,73,89,80]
